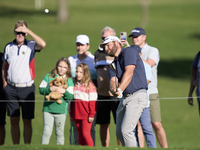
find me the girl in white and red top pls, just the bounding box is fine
[70,63,97,147]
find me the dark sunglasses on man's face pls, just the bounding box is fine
[102,37,106,41]
[16,32,26,36]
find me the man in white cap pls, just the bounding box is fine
[99,36,148,147]
[68,34,97,145]
[68,34,97,83]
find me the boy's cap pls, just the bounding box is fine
[75,35,89,44]
[128,27,146,37]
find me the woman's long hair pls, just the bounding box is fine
[49,57,72,81]
[74,63,96,92]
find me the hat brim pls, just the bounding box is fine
[99,43,106,51]
[75,41,88,45]
[128,34,133,37]
[128,33,141,37]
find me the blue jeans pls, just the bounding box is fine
[139,107,157,148]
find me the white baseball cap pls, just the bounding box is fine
[75,35,89,44]
[99,36,121,50]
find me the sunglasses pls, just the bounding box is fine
[102,37,106,41]
[16,32,26,36]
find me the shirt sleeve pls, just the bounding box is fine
[144,63,152,82]
[147,47,159,65]
[2,44,9,61]
[123,47,138,67]
[39,73,51,95]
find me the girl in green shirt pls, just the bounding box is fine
[39,57,74,145]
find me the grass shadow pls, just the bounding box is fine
[158,58,193,79]
[189,32,200,40]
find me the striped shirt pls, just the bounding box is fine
[70,82,97,120]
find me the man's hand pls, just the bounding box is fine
[111,88,123,99]
[115,88,123,99]
[88,117,94,123]
[193,79,197,86]
[120,38,130,47]
[15,24,29,34]
[188,97,193,106]
[15,24,46,50]
[3,82,7,89]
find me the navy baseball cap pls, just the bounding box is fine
[128,27,146,37]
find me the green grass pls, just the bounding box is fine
[0,0,200,149]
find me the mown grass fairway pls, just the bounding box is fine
[0,0,200,149]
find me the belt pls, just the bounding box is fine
[8,80,34,88]
[124,89,147,97]
[124,93,134,98]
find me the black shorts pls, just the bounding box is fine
[0,91,6,126]
[4,84,35,119]
[96,95,119,124]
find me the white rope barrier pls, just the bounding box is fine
[0,96,198,102]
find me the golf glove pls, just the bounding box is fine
[117,88,123,99]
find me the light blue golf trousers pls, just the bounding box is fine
[139,107,157,148]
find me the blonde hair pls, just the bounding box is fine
[49,57,72,81]
[75,63,96,92]
[15,20,27,29]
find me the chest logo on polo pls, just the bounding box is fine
[22,51,25,55]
